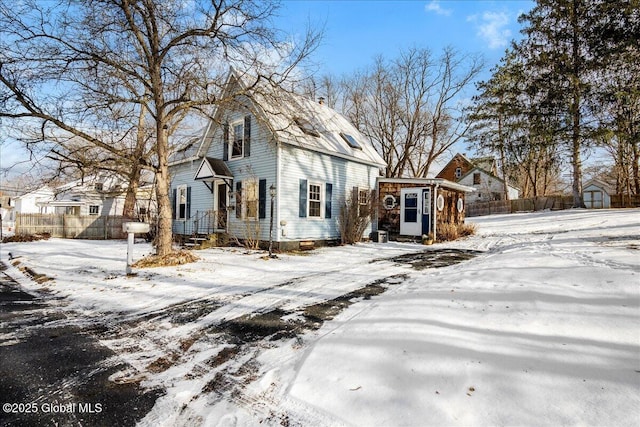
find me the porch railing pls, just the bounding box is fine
[178,209,225,236]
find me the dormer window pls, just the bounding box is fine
[294,117,320,137]
[340,133,361,150]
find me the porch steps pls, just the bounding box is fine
[182,233,229,249]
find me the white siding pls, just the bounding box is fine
[170,158,214,234]
[277,145,379,242]
[460,169,519,202]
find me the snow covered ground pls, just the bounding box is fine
[1,209,639,426]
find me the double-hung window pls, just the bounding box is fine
[299,179,331,219]
[231,121,244,159]
[245,179,258,219]
[357,188,370,216]
[308,183,322,218]
[177,185,188,220]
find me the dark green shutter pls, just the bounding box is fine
[299,179,307,217]
[244,115,251,157]
[259,179,266,219]
[186,186,191,219]
[172,188,177,220]
[325,183,333,219]
[236,181,242,218]
[223,122,229,161]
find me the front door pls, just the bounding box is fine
[400,188,421,236]
[216,182,228,229]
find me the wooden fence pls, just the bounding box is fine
[15,214,137,239]
[466,196,572,217]
[611,194,640,208]
[465,200,511,217]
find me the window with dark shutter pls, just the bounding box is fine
[299,179,307,217]
[259,179,266,219]
[244,115,251,157]
[172,188,177,220]
[186,186,191,219]
[223,122,229,161]
[325,183,332,219]
[236,181,242,218]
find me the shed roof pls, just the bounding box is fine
[378,177,476,193]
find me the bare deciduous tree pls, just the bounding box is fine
[0,0,320,255]
[340,47,483,178]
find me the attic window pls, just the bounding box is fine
[340,133,361,150]
[95,183,104,191]
[294,118,320,137]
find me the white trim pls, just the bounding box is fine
[229,119,245,160]
[378,177,475,193]
[176,184,188,221]
[307,181,324,219]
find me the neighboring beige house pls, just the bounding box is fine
[459,167,520,203]
[13,187,56,214]
[14,173,156,218]
[436,153,519,202]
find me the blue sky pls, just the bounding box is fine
[0,0,535,181]
[277,0,534,78]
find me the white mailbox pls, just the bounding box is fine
[122,222,150,275]
[122,222,150,233]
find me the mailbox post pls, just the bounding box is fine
[122,222,150,275]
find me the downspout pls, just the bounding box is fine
[275,139,281,243]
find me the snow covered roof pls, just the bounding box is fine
[583,179,615,195]
[184,70,386,169]
[194,157,233,181]
[378,177,476,193]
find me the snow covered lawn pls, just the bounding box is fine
[1,209,639,426]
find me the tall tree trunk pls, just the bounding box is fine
[570,0,585,208]
[122,176,139,218]
[632,140,640,195]
[155,124,173,256]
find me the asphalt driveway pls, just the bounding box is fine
[0,262,161,427]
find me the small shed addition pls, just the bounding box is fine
[375,178,474,239]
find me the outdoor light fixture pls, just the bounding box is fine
[268,184,277,258]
